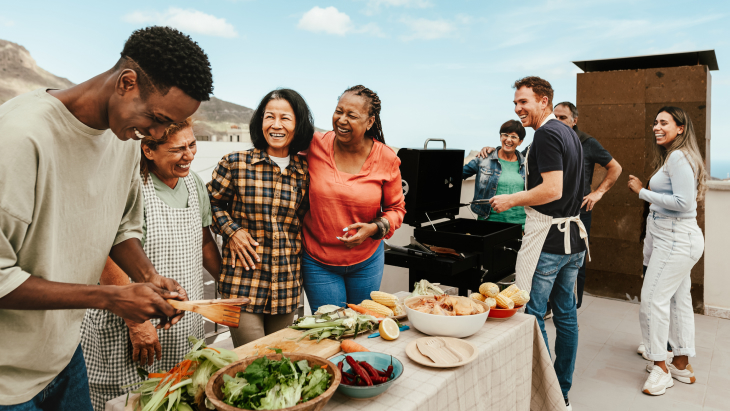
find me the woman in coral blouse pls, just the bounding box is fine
[302,85,406,312]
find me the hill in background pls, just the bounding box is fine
[0,39,74,104]
[0,38,253,137]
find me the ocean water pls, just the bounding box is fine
[711,159,730,180]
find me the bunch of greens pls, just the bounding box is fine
[411,279,445,297]
[128,336,238,411]
[289,309,377,342]
[221,348,331,410]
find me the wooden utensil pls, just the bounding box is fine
[179,298,250,306]
[167,299,242,328]
[431,337,464,361]
[423,338,460,363]
[416,340,455,365]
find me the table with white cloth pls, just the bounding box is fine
[106,312,565,411]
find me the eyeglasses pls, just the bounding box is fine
[500,133,520,140]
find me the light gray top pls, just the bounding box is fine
[0,89,142,403]
[639,150,698,218]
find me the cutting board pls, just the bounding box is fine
[233,328,342,360]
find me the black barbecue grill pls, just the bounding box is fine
[384,139,523,296]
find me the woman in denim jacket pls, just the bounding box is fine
[462,120,527,228]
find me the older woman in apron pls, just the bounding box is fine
[80,119,221,411]
[489,77,588,411]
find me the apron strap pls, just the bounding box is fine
[552,215,591,261]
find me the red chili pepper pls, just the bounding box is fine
[384,365,394,379]
[346,356,372,386]
[358,361,381,379]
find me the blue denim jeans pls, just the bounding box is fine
[302,241,384,313]
[525,250,585,399]
[0,345,93,410]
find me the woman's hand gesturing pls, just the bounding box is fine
[338,223,378,249]
[229,230,260,270]
[628,175,643,195]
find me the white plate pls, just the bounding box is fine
[405,337,478,368]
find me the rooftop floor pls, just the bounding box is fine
[549,295,730,411]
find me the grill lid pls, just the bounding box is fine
[397,139,465,226]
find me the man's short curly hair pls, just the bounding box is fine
[513,76,553,107]
[118,26,213,102]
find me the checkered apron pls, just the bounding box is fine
[80,173,204,411]
[514,145,590,295]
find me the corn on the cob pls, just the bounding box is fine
[469,293,486,302]
[510,290,530,307]
[370,291,399,308]
[485,297,497,309]
[495,294,515,309]
[360,300,394,317]
[500,284,520,298]
[393,303,405,316]
[479,282,500,298]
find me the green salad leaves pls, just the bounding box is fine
[222,349,331,410]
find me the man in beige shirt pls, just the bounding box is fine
[0,26,214,409]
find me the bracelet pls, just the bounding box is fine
[369,217,390,240]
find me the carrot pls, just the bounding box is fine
[341,340,370,353]
[347,304,386,318]
[148,373,167,379]
[205,347,220,354]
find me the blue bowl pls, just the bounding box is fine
[329,352,404,399]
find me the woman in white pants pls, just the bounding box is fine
[627,106,706,396]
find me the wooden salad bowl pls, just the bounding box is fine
[205,353,341,411]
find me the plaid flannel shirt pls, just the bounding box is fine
[207,148,309,314]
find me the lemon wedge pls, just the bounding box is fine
[379,318,400,341]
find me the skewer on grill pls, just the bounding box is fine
[166,298,248,328]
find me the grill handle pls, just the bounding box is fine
[424,139,447,149]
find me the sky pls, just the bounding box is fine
[1,0,729,177]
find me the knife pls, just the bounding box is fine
[368,324,410,338]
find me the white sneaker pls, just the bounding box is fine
[564,397,572,411]
[637,343,645,355]
[646,363,696,384]
[642,349,674,361]
[642,366,674,395]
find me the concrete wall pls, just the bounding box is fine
[577,65,711,313]
[704,180,730,319]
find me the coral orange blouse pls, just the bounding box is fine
[303,131,406,266]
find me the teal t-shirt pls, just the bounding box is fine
[141,171,213,246]
[486,159,526,229]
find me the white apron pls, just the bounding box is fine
[514,145,591,294]
[80,173,205,411]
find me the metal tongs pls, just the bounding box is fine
[383,238,438,258]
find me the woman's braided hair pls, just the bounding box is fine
[342,85,385,144]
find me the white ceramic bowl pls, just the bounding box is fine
[404,296,490,338]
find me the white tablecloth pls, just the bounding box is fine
[107,313,565,411]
